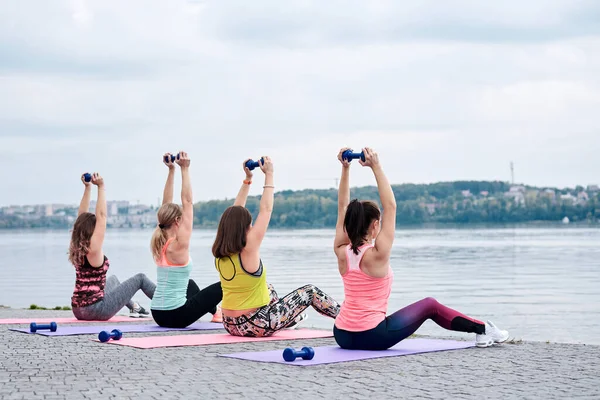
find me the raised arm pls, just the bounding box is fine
[162,153,176,205]
[246,156,274,250]
[361,148,396,260]
[175,151,193,250]
[77,173,92,216]
[334,147,352,251]
[87,173,107,267]
[233,159,254,207]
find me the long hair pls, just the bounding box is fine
[212,206,253,258]
[343,199,381,255]
[150,203,183,261]
[68,212,97,266]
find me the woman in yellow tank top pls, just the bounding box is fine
[212,156,341,337]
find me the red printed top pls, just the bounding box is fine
[71,255,109,308]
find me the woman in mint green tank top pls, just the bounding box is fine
[149,151,223,328]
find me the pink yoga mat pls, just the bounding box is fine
[0,316,141,325]
[10,322,222,336]
[99,329,333,349]
[220,338,475,366]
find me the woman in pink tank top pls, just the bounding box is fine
[333,147,511,349]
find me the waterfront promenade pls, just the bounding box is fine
[1,309,598,399]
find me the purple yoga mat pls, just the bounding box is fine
[9,322,223,336]
[220,338,475,366]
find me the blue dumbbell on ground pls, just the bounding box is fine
[98,329,123,343]
[282,346,315,362]
[341,150,365,162]
[163,153,181,163]
[83,173,92,183]
[30,322,57,333]
[245,158,265,171]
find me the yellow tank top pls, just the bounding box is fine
[215,253,270,310]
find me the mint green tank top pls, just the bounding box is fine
[150,239,192,311]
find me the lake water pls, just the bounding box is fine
[0,227,598,344]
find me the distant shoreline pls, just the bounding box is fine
[3,180,598,229]
[1,221,598,232]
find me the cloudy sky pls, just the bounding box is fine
[1,0,599,206]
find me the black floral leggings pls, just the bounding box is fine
[222,284,340,337]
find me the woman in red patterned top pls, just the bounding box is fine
[69,172,156,320]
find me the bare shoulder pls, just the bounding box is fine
[334,244,346,258]
[239,247,261,274]
[335,247,348,275]
[165,239,189,265]
[361,247,389,278]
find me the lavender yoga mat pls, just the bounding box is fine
[220,338,475,366]
[9,322,223,336]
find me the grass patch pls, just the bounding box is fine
[28,304,71,311]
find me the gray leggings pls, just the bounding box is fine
[72,274,156,321]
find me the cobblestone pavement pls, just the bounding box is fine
[1,309,599,400]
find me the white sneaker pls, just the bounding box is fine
[475,320,510,348]
[129,303,151,318]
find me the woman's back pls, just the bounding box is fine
[335,244,393,331]
[71,256,109,308]
[151,239,192,311]
[215,253,270,311]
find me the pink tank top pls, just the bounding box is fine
[335,244,394,332]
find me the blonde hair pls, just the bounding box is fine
[150,203,183,261]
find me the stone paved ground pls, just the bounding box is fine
[1,309,599,400]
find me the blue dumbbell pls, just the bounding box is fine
[98,329,123,343]
[163,153,181,163]
[245,158,265,171]
[341,150,365,162]
[282,346,315,362]
[30,322,57,333]
[83,173,92,183]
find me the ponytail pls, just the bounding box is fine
[150,203,183,261]
[344,200,365,254]
[343,199,381,255]
[150,227,168,261]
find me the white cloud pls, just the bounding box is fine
[71,0,94,28]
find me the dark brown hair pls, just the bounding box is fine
[343,199,381,255]
[212,206,253,258]
[68,212,97,266]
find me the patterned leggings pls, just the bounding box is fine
[222,284,340,337]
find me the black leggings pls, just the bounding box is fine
[152,279,222,328]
